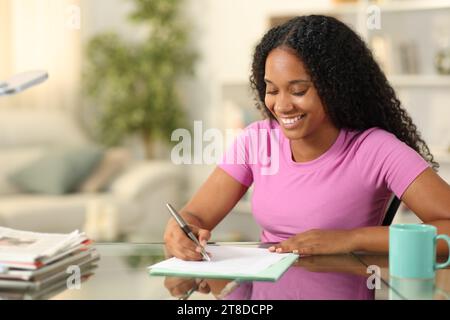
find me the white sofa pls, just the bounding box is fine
[0,109,186,241]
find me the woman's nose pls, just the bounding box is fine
[274,94,295,113]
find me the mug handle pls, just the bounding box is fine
[435,234,450,270]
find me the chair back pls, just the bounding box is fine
[382,194,401,226]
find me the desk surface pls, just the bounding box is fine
[1,243,449,300]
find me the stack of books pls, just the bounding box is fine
[0,227,99,299]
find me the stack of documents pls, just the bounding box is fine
[0,227,99,294]
[148,245,298,282]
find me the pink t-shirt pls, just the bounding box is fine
[219,119,429,243]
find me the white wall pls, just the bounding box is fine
[80,0,147,42]
[0,0,81,111]
[0,1,12,79]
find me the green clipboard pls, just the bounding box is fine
[148,253,298,282]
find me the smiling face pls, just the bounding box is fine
[264,47,336,141]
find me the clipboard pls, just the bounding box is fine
[148,247,298,282]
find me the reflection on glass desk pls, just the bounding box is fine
[354,254,450,300]
[0,243,448,300]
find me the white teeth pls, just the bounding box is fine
[280,114,305,125]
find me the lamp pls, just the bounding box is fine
[0,70,48,96]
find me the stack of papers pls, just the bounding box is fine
[149,245,298,282]
[0,227,99,294]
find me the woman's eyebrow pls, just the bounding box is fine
[264,79,311,84]
[288,79,311,84]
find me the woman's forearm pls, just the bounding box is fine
[352,226,389,253]
[352,220,450,256]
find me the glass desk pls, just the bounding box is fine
[0,243,448,300]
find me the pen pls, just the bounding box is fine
[166,203,211,261]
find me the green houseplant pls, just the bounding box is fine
[82,0,196,158]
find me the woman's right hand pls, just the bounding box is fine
[163,217,211,261]
[163,167,249,260]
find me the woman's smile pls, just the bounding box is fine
[278,114,307,130]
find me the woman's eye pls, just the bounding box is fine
[266,91,277,95]
[293,91,307,96]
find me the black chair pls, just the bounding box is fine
[382,194,401,226]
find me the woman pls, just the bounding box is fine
[164,15,450,260]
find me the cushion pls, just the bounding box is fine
[78,148,131,193]
[0,147,45,195]
[8,146,104,195]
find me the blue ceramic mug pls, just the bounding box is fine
[389,224,450,279]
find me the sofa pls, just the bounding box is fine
[0,109,186,242]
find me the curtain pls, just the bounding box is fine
[0,0,81,110]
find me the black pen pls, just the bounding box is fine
[166,203,211,261]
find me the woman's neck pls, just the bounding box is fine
[290,124,340,163]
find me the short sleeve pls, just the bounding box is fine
[355,128,430,199]
[217,125,255,187]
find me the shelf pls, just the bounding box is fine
[437,155,450,165]
[388,75,450,87]
[431,148,450,165]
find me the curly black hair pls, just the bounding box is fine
[250,15,438,170]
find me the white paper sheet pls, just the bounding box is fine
[0,227,87,263]
[149,246,291,275]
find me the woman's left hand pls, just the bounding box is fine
[268,229,357,256]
